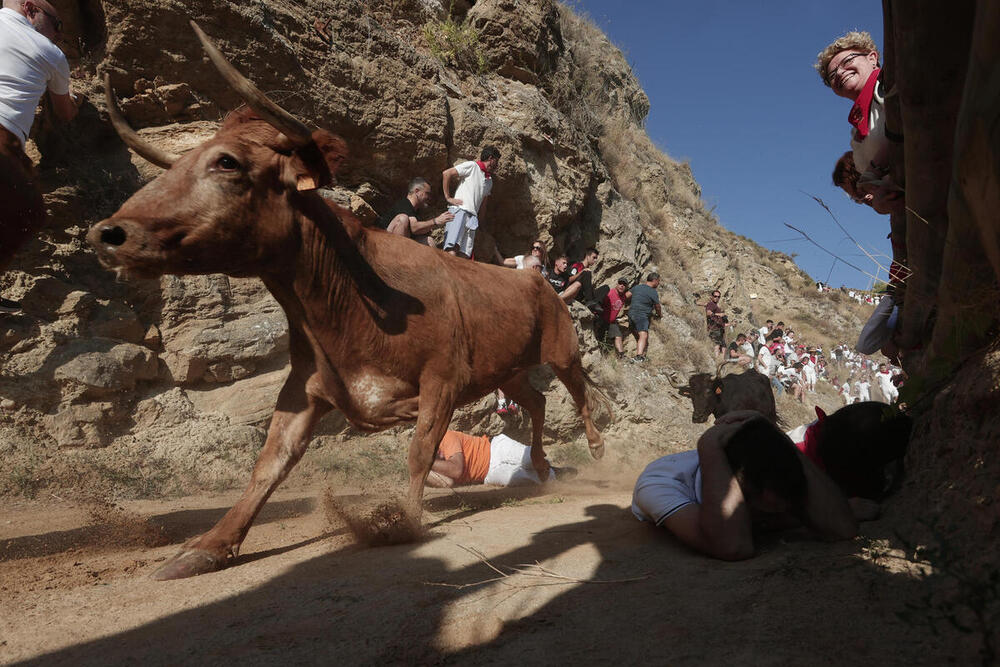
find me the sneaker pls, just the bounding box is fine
[506,401,519,414]
[495,405,508,415]
[631,354,647,363]
[0,297,21,313]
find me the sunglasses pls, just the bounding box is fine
[531,245,543,251]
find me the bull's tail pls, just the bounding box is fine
[582,368,615,424]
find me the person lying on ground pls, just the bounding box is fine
[375,177,454,246]
[425,429,576,488]
[631,411,858,561]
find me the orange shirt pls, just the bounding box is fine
[438,430,492,485]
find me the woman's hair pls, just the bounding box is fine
[531,240,549,269]
[724,417,807,507]
[832,151,861,198]
[815,31,879,87]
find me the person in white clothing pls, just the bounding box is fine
[856,376,871,402]
[441,145,499,258]
[0,0,80,312]
[875,364,898,403]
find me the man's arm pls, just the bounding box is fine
[410,210,453,236]
[661,414,757,560]
[431,451,465,482]
[798,453,858,540]
[49,91,79,122]
[442,167,461,206]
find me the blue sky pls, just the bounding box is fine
[572,1,888,289]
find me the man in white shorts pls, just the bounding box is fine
[441,145,499,258]
[631,411,857,560]
[0,0,80,312]
[425,429,575,488]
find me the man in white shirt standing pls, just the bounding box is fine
[0,0,79,312]
[441,145,500,259]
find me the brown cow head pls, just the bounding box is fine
[87,23,347,279]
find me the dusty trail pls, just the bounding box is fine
[1,478,958,665]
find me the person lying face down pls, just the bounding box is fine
[425,430,576,488]
[632,411,858,561]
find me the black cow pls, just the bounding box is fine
[675,363,777,424]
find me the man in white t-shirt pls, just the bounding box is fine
[441,145,499,259]
[875,363,898,403]
[0,0,79,312]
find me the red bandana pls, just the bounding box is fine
[794,407,827,470]
[847,68,880,138]
[476,160,492,179]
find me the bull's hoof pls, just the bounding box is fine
[151,548,228,580]
[589,442,605,460]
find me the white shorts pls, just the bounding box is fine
[483,434,554,486]
[443,206,477,257]
[631,451,702,526]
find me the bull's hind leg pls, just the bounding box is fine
[152,371,330,580]
[500,371,550,480]
[552,359,605,460]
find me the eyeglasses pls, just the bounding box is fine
[826,52,867,85]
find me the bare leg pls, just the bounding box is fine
[636,331,649,356]
[500,371,548,478]
[614,335,624,355]
[152,372,331,580]
[559,281,582,303]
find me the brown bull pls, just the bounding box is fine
[87,23,609,580]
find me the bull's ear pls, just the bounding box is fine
[712,379,723,396]
[815,406,827,421]
[678,386,692,397]
[278,130,348,191]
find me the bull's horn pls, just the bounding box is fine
[104,73,180,169]
[190,21,314,146]
[715,359,741,377]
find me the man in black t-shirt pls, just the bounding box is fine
[567,247,599,307]
[376,177,454,246]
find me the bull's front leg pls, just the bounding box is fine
[152,372,331,580]
[405,382,456,520]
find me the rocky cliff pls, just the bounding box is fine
[0,0,869,496]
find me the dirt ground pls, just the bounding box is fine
[0,474,971,666]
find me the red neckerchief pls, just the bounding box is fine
[797,421,825,470]
[475,160,492,179]
[848,68,880,137]
[794,406,827,470]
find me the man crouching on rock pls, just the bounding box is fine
[426,430,576,488]
[631,411,857,560]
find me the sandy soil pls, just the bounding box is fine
[0,476,968,666]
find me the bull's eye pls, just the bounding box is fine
[214,155,240,171]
